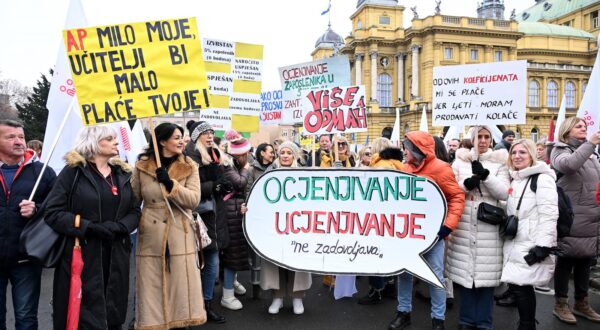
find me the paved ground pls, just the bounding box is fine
[5,265,600,329]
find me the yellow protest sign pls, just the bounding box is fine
[63,17,211,125]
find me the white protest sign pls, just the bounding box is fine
[301,85,368,135]
[260,89,282,125]
[244,169,448,288]
[432,60,527,126]
[279,56,351,125]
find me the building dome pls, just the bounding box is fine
[357,0,398,8]
[315,25,345,48]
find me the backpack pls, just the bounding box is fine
[530,173,573,238]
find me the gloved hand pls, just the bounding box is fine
[471,160,490,180]
[87,223,115,240]
[214,177,233,195]
[524,246,551,266]
[101,221,129,235]
[437,225,452,239]
[333,161,344,168]
[463,176,481,191]
[156,167,174,192]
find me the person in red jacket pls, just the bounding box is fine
[389,131,465,330]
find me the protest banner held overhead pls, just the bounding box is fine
[577,36,600,138]
[432,60,527,127]
[244,169,448,288]
[201,38,263,132]
[302,85,368,135]
[63,17,211,125]
[260,89,282,126]
[279,56,351,125]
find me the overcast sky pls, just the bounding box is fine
[0,0,533,91]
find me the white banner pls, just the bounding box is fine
[244,169,448,288]
[577,38,600,138]
[279,56,351,125]
[432,60,527,126]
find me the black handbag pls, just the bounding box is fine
[19,170,79,267]
[500,176,532,240]
[477,202,506,225]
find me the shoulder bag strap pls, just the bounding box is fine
[516,176,532,211]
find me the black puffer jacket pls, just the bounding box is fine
[218,161,250,271]
[44,151,140,329]
[186,141,224,250]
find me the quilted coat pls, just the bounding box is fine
[500,162,557,286]
[447,147,510,288]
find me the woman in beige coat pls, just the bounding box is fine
[133,123,205,329]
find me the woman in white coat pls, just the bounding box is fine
[501,139,558,330]
[447,126,510,330]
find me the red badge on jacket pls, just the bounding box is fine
[596,181,600,205]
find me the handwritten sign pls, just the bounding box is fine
[244,169,447,288]
[260,89,282,126]
[63,17,211,125]
[279,56,351,125]
[200,38,263,131]
[432,60,526,126]
[301,85,368,135]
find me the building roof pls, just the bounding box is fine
[518,21,595,38]
[356,0,398,8]
[315,25,345,48]
[516,0,599,22]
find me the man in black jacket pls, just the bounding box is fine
[0,119,56,330]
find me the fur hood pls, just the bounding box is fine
[135,154,195,182]
[455,147,508,165]
[64,150,132,173]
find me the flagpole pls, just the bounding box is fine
[29,98,77,201]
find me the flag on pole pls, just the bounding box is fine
[390,108,401,143]
[111,120,148,165]
[419,105,428,132]
[554,93,567,141]
[577,36,600,139]
[547,118,556,142]
[321,0,331,15]
[43,0,87,173]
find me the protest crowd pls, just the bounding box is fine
[1,115,599,330]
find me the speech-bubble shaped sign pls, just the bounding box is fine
[244,169,447,288]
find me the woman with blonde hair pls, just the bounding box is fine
[320,136,356,168]
[501,139,558,329]
[550,116,600,324]
[45,126,140,329]
[357,145,372,167]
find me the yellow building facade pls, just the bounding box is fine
[312,0,599,143]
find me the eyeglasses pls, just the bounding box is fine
[364,153,372,156]
[337,142,347,147]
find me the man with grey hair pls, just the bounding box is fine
[0,119,56,329]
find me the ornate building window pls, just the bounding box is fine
[547,80,558,108]
[377,73,392,107]
[494,51,502,62]
[565,81,576,108]
[357,20,363,29]
[444,47,453,60]
[470,49,478,61]
[379,16,390,25]
[531,128,538,143]
[528,80,540,107]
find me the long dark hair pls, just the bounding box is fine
[255,143,274,166]
[433,136,450,163]
[138,122,184,160]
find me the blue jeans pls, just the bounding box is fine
[0,262,42,330]
[397,239,446,320]
[458,285,495,329]
[201,249,220,300]
[223,267,236,290]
